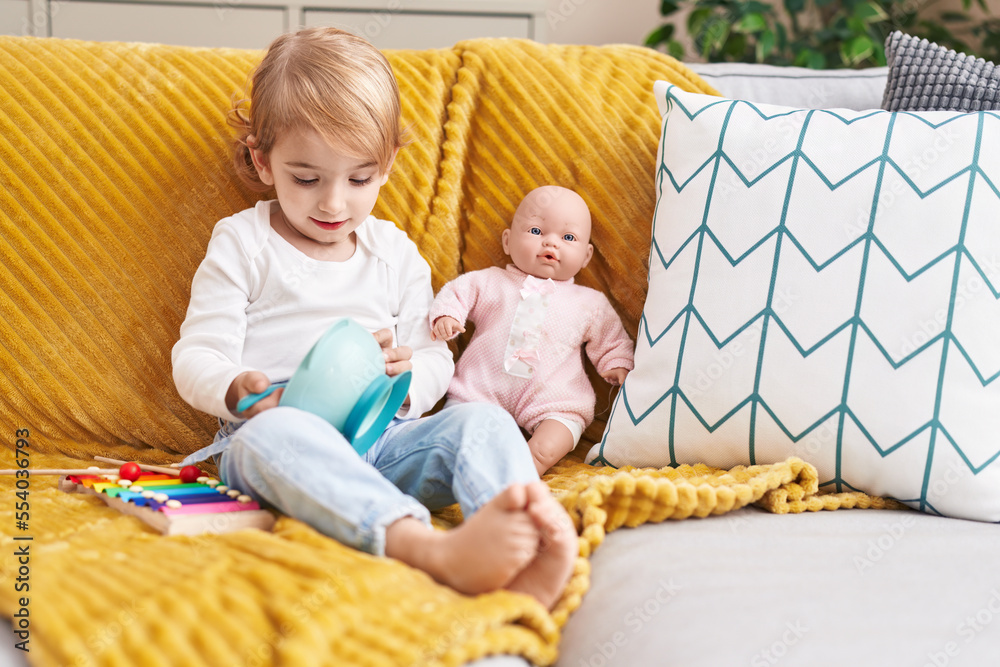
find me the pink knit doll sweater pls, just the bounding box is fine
[429,264,634,434]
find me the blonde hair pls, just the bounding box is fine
[230,27,405,191]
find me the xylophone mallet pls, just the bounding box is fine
[0,468,120,476]
[93,457,204,484]
[93,456,181,476]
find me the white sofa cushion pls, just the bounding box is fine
[557,508,1000,666]
[689,62,888,111]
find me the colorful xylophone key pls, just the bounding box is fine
[59,472,275,535]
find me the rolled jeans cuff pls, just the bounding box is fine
[360,497,432,556]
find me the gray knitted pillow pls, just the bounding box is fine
[882,31,1000,111]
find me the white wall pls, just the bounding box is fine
[2,0,665,49]
[542,0,661,46]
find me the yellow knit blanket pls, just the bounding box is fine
[0,452,903,666]
[0,35,905,666]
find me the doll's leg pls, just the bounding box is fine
[527,418,582,476]
[217,406,430,556]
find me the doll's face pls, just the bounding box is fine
[502,186,594,281]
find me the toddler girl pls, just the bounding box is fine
[430,186,634,474]
[172,27,575,609]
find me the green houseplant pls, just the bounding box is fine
[646,0,1000,68]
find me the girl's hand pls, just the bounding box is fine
[373,328,413,377]
[227,370,283,418]
[431,316,466,341]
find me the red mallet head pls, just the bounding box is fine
[119,462,142,481]
[179,465,202,484]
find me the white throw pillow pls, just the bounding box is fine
[589,81,1000,522]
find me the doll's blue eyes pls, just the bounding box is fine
[527,228,575,242]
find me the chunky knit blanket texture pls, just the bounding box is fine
[0,36,901,665]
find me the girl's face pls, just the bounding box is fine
[251,126,394,261]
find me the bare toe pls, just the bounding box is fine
[505,492,577,609]
[493,482,529,512]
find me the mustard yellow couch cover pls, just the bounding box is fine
[0,36,896,666]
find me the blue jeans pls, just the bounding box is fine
[208,402,538,555]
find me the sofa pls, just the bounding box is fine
[2,34,999,667]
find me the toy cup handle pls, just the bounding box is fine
[236,385,279,414]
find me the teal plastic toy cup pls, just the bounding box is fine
[236,318,412,455]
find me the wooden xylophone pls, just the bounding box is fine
[59,471,276,536]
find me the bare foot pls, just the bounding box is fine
[385,484,539,595]
[505,481,577,609]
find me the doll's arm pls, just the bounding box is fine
[428,271,485,339]
[585,294,635,381]
[601,367,629,386]
[431,315,466,341]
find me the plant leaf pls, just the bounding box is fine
[687,7,713,36]
[644,24,675,48]
[706,19,731,51]
[873,41,887,67]
[847,16,868,34]
[756,28,777,61]
[793,48,818,68]
[735,12,768,34]
[775,22,788,51]
[660,0,680,16]
[745,1,774,13]
[667,39,686,61]
[841,34,875,65]
[853,1,889,24]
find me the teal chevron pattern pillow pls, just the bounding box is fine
[589,82,1000,522]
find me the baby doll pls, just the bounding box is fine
[430,185,634,474]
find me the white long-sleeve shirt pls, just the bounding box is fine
[172,200,453,422]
